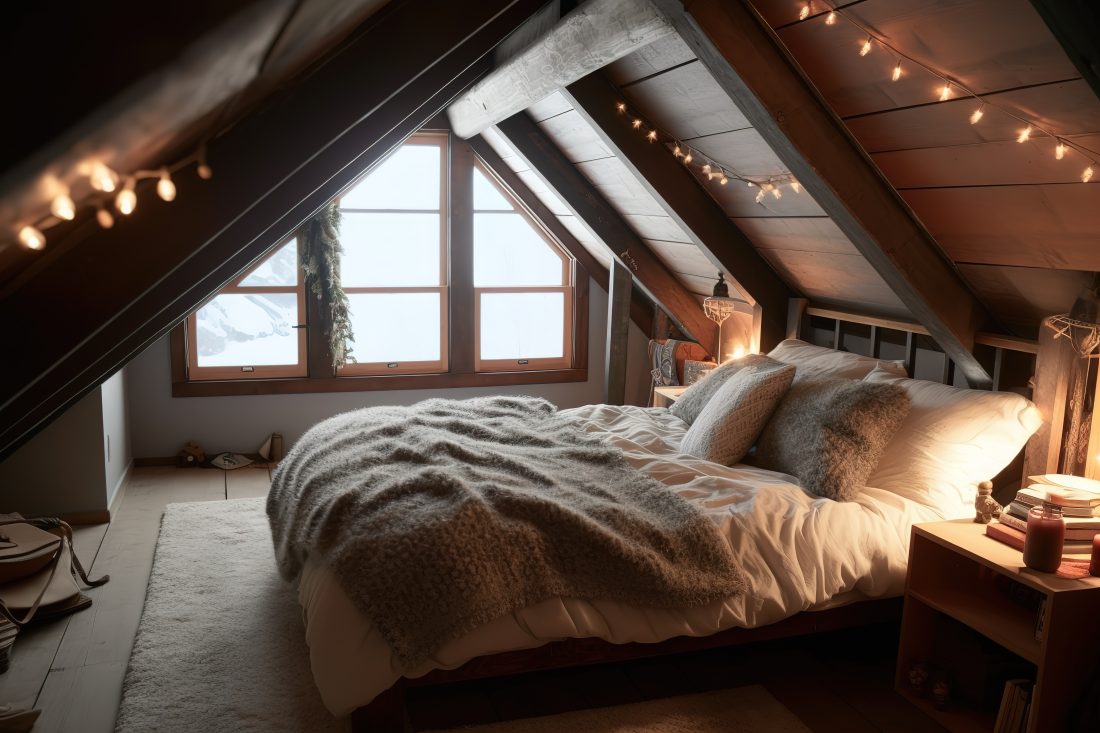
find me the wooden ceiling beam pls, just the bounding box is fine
[563,71,795,351]
[467,134,655,335]
[447,0,673,139]
[654,0,992,387]
[496,112,718,347]
[1030,0,1100,101]
[0,0,546,461]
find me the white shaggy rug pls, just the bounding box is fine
[115,498,344,733]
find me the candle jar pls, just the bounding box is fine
[1023,504,1065,573]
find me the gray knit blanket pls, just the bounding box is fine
[267,396,745,669]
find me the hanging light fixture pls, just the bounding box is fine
[703,273,737,363]
[1045,275,1100,357]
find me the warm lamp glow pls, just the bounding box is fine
[116,181,137,215]
[616,102,626,112]
[197,163,213,180]
[731,344,747,360]
[631,119,642,129]
[96,208,115,229]
[1017,125,1032,143]
[89,162,119,192]
[938,83,952,101]
[1085,166,1095,184]
[646,130,657,142]
[18,225,45,250]
[790,180,801,193]
[825,11,836,25]
[156,169,176,202]
[1055,142,1066,160]
[892,62,902,82]
[50,193,76,221]
[799,3,810,21]
[969,106,984,125]
[859,38,872,56]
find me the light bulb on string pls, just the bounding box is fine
[89,163,119,192]
[790,180,801,193]
[646,130,657,142]
[969,105,984,125]
[616,102,626,113]
[719,176,729,185]
[632,119,642,130]
[799,2,810,21]
[1055,142,1066,160]
[673,144,683,158]
[50,192,76,221]
[1085,166,1095,183]
[683,152,693,164]
[892,61,902,82]
[772,187,782,200]
[747,181,755,187]
[825,10,836,25]
[1017,125,1032,144]
[156,169,176,202]
[96,207,115,229]
[116,179,137,215]
[197,162,213,180]
[938,82,952,101]
[18,225,45,250]
[754,189,766,204]
[702,164,712,175]
[859,37,872,56]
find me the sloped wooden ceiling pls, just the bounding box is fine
[751,0,1100,337]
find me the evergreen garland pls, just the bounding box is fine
[300,203,354,369]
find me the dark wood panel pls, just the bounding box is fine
[731,217,859,255]
[874,133,1100,188]
[1030,0,1100,101]
[538,110,615,163]
[845,80,1100,153]
[573,159,668,216]
[605,261,632,404]
[957,264,1091,338]
[902,185,1100,269]
[619,60,751,139]
[759,249,910,317]
[604,33,696,87]
[770,0,1078,118]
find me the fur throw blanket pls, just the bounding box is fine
[268,396,745,669]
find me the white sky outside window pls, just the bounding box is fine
[340,145,440,210]
[239,239,298,286]
[480,292,564,360]
[346,293,441,362]
[341,213,441,286]
[474,214,563,287]
[195,293,298,366]
[473,167,512,210]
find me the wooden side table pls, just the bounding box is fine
[652,385,689,408]
[896,520,1100,732]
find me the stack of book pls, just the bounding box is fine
[986,474,1100,551]
[994,678,1033,732]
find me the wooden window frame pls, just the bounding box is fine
[183,236,307,381]
[172,132,589,398]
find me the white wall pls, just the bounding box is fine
[127,279,652,458]
[0,388,108,517]
[101,370,133,508]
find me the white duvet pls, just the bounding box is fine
[298,404,941,716]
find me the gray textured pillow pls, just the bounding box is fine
[753,379,911,502]
[671,353,784,425]
[680,362,796,466]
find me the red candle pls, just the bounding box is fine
[1090,534,1100,577]
[1023,504,1065,573]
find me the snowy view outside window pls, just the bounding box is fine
[195,239,300,367]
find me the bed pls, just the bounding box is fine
[270,316,1043,730]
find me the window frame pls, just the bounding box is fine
[183,235,307,381]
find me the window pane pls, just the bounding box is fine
[480,292,564,360]
[196,294,299,366]
[239,238,297,287]
[341,213,441,287]
[473,167,512,211]
[347,293,442,363]
[474,213,564,287]
[341,145,440,210]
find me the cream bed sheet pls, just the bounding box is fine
[297,404,941,716]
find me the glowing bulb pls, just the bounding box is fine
[969,105,984,125]
[1084,166,1095,183]
[632,119,642,130]
[89,162,119,192]
[116,181,137,215]
[18,225,45,250]
[646,130,657,142]
[683,153,693,164]
[799,3,810,21]
[96,207,114,229]
[673,145,683,158]
[859,38,872,56]
[706,172,714,181]
[825,10,836,25]
[938,83,952,101]
[197,163,213,180]
[51,193,76,221]
[892,62,902,82]
[616,102,626,112]
[1055,142,1066,160]
[702,164,712,174]
[772,187,782,200]
[790,181,801,193]
[156,169,176,202]
[719,176,729,185]
[1017,125,1032,143]
[747,181,755,187]
[754,189,766,204]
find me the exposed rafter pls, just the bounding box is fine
[496,111,718,347]
[563,71,795,351]
[653,0,993,387]
[1030,0,1100,102]
[0,0,547,461]
[447,0,674,139]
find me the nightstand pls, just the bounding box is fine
[652,385,688,408]
[896,520,1100,732]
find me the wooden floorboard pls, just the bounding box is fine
[226,467,271,500]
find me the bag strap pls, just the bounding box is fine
[28,519,109,588]
[0,540,64,627]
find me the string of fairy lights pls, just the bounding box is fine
[615,1,1098,202]
[12,145,214,252]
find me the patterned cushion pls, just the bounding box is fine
[753,378,911,502]
[670,354,783,425]
[680,362,796,466]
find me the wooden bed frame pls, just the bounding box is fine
[348,302,1041,732]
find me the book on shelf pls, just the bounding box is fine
[1015,487,1100,516]
[994,678,1033,733]
[1027,474,1100,506]
[986,521,1025,551]
[1003,502,1100,541]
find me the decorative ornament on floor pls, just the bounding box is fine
[703,273,737,363]
[1045,274,1100,357]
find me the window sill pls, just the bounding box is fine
[171,368,589,397]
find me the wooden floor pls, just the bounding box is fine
[0,467,944,732]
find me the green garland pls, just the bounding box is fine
[300,203,354,369]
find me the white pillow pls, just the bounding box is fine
[768,339,907,380]
[863,366,1043,519]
